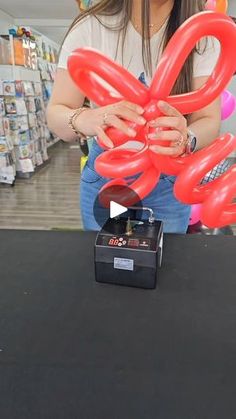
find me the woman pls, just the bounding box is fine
[47,0,220,233]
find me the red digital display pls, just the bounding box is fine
[101,235,151,249]
[108,238,119,246]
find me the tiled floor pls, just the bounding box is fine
[0,142,82,230]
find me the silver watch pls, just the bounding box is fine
[186,129,197,154]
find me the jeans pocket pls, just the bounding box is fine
[81,164,103,184]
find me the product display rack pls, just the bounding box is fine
[0,33,59,185]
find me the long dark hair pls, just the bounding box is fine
[65,0,205,94]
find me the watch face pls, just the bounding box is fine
[187,130,197,153]
[190,136,197,152]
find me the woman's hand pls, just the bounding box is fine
[148,101,188,156]
[74,100,146,148]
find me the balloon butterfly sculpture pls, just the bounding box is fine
[68,11,236,229]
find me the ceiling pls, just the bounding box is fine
[0,0,77,19]
[0,0,79,43]
[33,26,71,44]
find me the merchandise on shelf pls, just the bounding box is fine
[0,36,11,65]
[35,34,58,64]
[0,27,60,184]
[0,134,16,184]
[0,79,57,182]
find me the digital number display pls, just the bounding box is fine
[100,235,151,249]
[108,238,119,246]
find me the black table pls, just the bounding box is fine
[0,230,236,419]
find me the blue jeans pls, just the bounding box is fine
[80,142,191,233]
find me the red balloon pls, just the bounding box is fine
[68,12,236,227]
[99,167,160,208]
[68,48,149,108]
[201,166,236,227]
[174,134,236,203]
[95,146,151,178]
[174,134,236,227]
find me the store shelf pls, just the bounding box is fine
[0,31,59,185]
[0,65,41,82]
[16,155,51,179]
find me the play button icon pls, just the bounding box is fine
[92,184,144,232]
[110,201,127,219]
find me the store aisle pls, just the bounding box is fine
[0,142,83,230]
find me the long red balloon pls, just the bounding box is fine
[68,11,236,228]
[174,134,236,227]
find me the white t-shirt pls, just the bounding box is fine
[58,14,220,81]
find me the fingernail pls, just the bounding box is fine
[149,145,158,152]
[128,128,136,137]
[138,117,146,125]
[149,121,161,129]
[158,101,166,108]
[137,106,144,114]
[149,120,156,127]
[106,140,114,148]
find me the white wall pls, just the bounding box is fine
[228,0,236,15]
[0,9,16,33]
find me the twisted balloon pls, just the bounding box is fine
[68,11,236,228]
